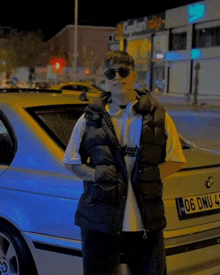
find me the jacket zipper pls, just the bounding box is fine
[104,111,130,234]
[143,228,148,239]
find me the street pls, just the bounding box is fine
[167,108,220,153]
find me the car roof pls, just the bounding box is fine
[0,91,90,108]
[56,82,92,85]
[50,82,94,88]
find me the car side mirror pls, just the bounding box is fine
[79,92,89,101]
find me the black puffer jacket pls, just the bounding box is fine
[75,89,167,235]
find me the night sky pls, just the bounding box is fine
[1,0,200,41]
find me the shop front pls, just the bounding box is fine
[127,36,151,89]
[152,32,168,93]
[117,13,166,90]
[165,0,220,98]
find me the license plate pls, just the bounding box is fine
[176,192,220,220]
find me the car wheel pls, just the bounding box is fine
[0,222,38,275]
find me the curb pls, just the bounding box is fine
[151,94,220,110]
[157,102,220,110]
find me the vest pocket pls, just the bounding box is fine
[88,183,116,203]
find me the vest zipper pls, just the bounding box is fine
[101,109,128,234]
[143,228,148,239]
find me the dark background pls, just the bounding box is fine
[1,0,200,40]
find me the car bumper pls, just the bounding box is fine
[165,226,220,274]
[22,231,83,275]
[22,227,220,275]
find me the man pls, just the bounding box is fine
[62,50,187,275]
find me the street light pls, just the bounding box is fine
[74,0,78,81]
[2,60,6,80]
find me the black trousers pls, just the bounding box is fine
[80,228,167,275]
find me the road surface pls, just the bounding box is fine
[167,109,220,153]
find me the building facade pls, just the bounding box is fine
[114,13,166,92]
[165,0,220,98]
[45,25,116,82]
[112,0,220,98]
[9,25,116,85]
[0,27,12,85]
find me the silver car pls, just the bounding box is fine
[0,89,220,275]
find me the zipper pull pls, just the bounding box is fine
[143,228,147,239]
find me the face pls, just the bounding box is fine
[105,63,137,106]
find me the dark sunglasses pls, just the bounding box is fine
[104,67,132,80]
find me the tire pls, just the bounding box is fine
[0,221,38,275]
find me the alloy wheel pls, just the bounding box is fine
[0,232,19,275]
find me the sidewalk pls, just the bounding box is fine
[151,92,220,110]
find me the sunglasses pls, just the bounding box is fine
[104,67,132,80]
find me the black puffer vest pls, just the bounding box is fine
[75,89,167,235]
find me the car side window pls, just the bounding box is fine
[27,105,87,150]
[69,85,88,92]
[71,85,79,91]
[78,85,89,93]
[180,138,192,149]
[62,85,89,92]
[0,119,14,165]
[62,85,74,90]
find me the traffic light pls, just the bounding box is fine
[84,68,91,75]
[50,57,66,73]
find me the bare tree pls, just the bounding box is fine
[82,46,98,74]
[6,29,50,67]
[94,65,105,87]
[4,29,51,84]
[0,48,17,76]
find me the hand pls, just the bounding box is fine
[95,165,118,191]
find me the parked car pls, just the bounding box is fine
[33,82,51,89]
[1,79,17,88]
[1,79,30,89]
[49,81,104,100]
[0,88,220,275]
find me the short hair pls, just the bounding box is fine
[104,50,135,69]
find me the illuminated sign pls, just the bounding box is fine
[116,23,124,35]
[188,3,206,23]
[156,54,164,59]
[165,52,183,61]
[124,18,147,35]
[165,50,203,61]
[191,49,203,59]
[147,17,164,30]
[123,13,165,35]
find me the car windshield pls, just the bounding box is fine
[26,105,86,149]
